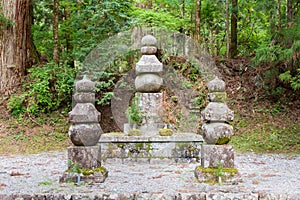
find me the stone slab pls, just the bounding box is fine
[201,144,235,168]
[67,145,101,169]
[99,133,204,164]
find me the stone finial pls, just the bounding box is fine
[141,35,158,55]
[207,77,226,92]
[75,75,95,92]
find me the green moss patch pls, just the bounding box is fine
[127,129,142,136]
[159,128,173,136]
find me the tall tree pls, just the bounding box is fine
[286,0,293,27]
[230,0,238,58]
[195,0,201,42]
[0,0,32,95]
[53,0,60,65]
[225,0,230,58]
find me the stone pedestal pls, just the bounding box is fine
[138,93,163,135]
[67,145,101,169]
[201,145,235,168]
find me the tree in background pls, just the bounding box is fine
[0,0,33,95]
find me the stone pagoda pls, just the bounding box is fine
[60,76,107,184]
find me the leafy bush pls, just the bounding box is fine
[8,63,76,116]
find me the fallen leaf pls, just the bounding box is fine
[252,180,260,185]
[152,174,166,179]
[10,172,24,176]
[174,170,181,174]
[178,189,199,193]
[0,183,7,187]
[262,174,276,178]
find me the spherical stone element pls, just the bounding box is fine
[135,74,163,92]
[69,123,102,146]
[201,102,234,122]
[75,75,95,92]
[141,35,157,47]
[202,123,234,144]
[207,77,226,92]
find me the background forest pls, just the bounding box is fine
[0,0,299,154]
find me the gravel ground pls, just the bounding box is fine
[0,151,299,198]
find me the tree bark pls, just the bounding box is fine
[195,0,201,43]
[229,0,238,58]
[53,0,60,65]
[0,0,32,95]
[278,0,281,29]
[286,0,293,27]
[225,0,230,58]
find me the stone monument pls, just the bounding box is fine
[132,35,164,135]
[195,77,238,184]
[59,76,107,184]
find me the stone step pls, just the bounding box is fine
[99,133,204,164]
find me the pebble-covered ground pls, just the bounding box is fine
[0,151,299,198]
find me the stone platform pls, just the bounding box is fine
[99,133,204,164]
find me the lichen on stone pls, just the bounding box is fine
[159,128,173,136]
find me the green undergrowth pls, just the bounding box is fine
[0,111,71,155]
[230,104,300,154]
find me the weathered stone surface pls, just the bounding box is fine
[68,103,100,123]
[99,133,203,163]
[208,92,227,103]
[59,171,108,184]
[201,102,234,122]
[201,145,235,168]
[194,166,239,185]
[135,74,163,92]
[141,46,157,54]
[67,146,101,169]
[202,123,233,144]
[69,123,102,146]
[207,76,226,92]
[141,34,157,47]
[75,76,95,92]
[136,55,163,74]
[73,93,95,104]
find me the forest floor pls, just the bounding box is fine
[0,57,299,155]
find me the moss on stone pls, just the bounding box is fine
[127,129,142,136]
[159,128,173,136]
[196,166,238,175]
[81,166,107,176]
[216,137,230,145]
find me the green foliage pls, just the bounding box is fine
[8,63,76,116]
[279,69,300,90]
[131,7,184,31]
[125,96,143,125]
[0,6,13,28]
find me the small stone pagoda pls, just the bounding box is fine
[195,77,238,184]
[60,76,107,184]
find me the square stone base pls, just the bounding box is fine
[59,171,108,184]
[201,145,234,168]
[67,145,101,169]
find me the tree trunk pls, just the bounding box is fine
[230,0,238,58]
[53,0,60,65]
[278,0,281,29]
[286,0,293,27]
[195,0,201,43]
[225,0,230,58]
[0,0,32,95]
